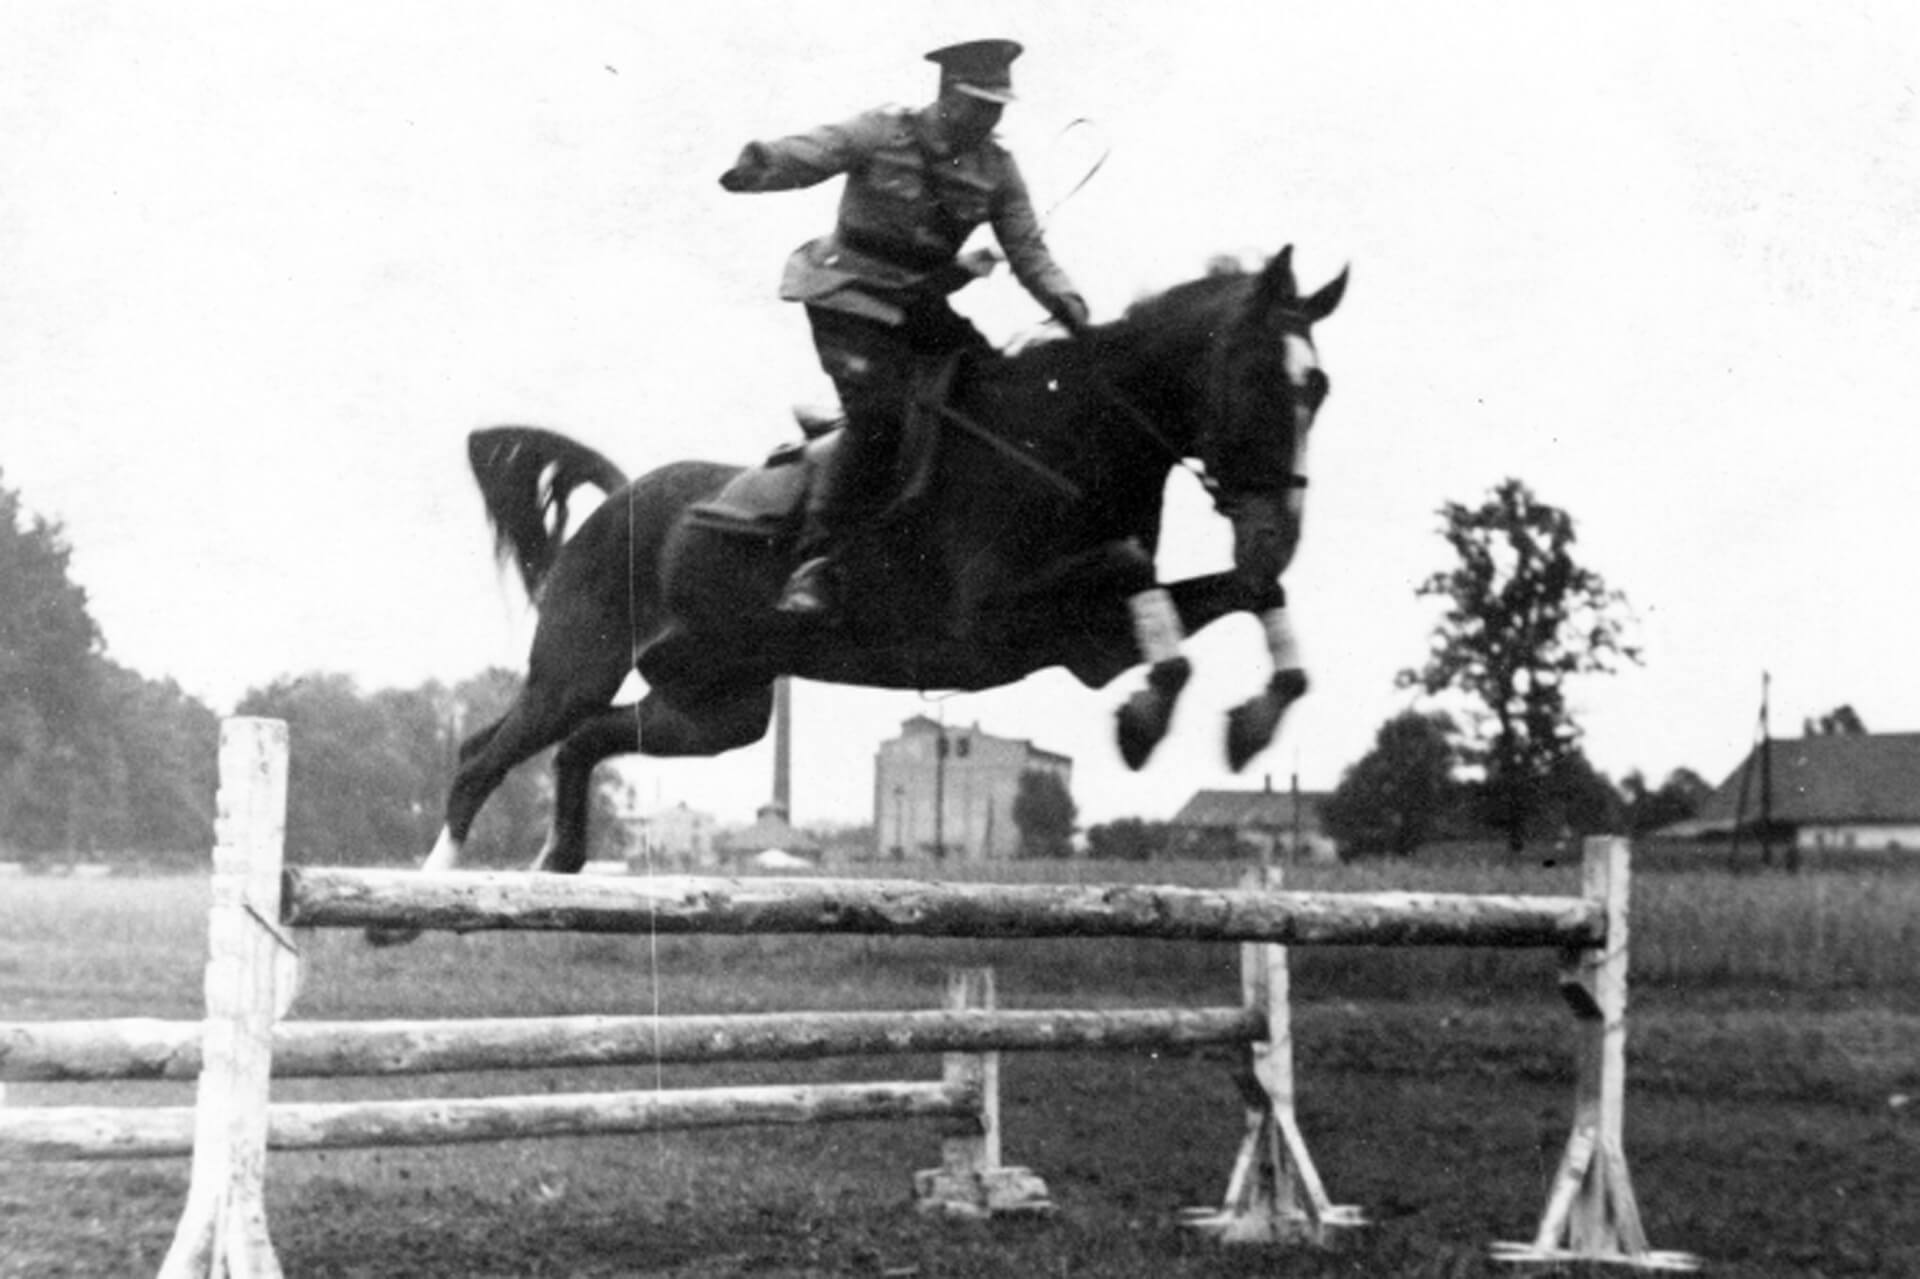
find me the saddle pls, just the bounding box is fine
[683,355,963,544]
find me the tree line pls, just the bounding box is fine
[0,472,621,867]
[2,477,218,859]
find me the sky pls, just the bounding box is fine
[6,3,1920,834]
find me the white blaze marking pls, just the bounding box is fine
[1281,332,1319,484]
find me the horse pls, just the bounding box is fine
[417,246,1344,883]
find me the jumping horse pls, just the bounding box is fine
[414,246,1344,884]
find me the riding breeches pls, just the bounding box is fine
[801,298,989,537]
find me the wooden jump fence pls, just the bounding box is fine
[0,717,1696,1275]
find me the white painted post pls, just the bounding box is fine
[913,966,1052,1218]
[1184,866,1360,1243]
[1493,837,1697,1271]
[160,718,300,1279]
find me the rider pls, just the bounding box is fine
[718,38,1091,618]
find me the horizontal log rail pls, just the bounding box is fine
[3,1006,1263,1082]
[283,869,1606,949]
[0,1079,975,1162]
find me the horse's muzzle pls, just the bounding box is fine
[1228,495,1301,589]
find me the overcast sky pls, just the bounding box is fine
[7,3,1919,833]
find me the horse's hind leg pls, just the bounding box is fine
[367,686,585,946]
[415,717,505,871]
[531,681,776,874]
[534,708,640,874]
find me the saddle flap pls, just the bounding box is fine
[685,437,833,539]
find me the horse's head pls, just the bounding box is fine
[1202,247,1347,591]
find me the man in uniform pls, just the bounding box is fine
[718,38,1090,618]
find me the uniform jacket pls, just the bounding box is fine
[723,106,1083,326]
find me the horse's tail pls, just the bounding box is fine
[467,427,630,599]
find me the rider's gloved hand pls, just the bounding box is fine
[958,247,1002,279]
[1052,293,1091,337]
[718,143,771,191]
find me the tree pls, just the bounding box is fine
[1320,710,1460,858]
[1085,817,1172,862]
[1012,769,1077,859]
[1803,705,1867,737]
[95,663,219,856]
[1540,750,1625,840]
[236,673,437,864]
[1619,767,1711,836]
[1398,478,1640,853]
[0,475,107,852]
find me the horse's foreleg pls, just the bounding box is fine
[1115,585,1192,770]
[528,676,777,874]
[1225,604,1309,772]
[532,709,643,874]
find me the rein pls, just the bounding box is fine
[922,289,1318,514]
[1086,374,1224,502]
[922,399,1085,503]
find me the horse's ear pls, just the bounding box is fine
[1254,245,1300,308]
[1300,265,1349,323]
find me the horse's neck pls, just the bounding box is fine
[967,339,1187,531]
[1099,328,1206,424]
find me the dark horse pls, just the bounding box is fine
[418,247,1345,879]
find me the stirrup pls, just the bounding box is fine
[775,556,835,617]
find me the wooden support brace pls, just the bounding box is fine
[1183,866,1362,1245]
[159,718,301,1279]
[913,967,1053,1218]
[1492,837,1698,1272]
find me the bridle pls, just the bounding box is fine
[1087,305,1320,514]
[925,298,1320,516]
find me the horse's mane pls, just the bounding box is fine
[992,261,1256,385]
[1118,262,1255,331]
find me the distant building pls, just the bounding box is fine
[1169,781,1337,863]
[627,801,720,869]
[873,716,1071,862]
[1666,732,1920,853]
[717,801,821,867]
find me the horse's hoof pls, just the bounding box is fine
[1116,695,1162,770]
[1271,667,1309,706]
[1225,702,1270,773]
[364,926,422,948]
[1115,659,1192,770]
[1225,670,1310,772]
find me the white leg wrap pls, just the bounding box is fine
[1128,587,1187,665]
[1261,607,1302,670]
[422,827,463,872]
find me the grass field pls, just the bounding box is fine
[3,858,1917,1277]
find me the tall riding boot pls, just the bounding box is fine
[776,414,896,618]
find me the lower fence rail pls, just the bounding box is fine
[1,1079,976,1161]
[1,1006,1263,1082]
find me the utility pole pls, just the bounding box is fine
[772,677,792,822]
[933,707,948,863]
[1759,671,1774,869]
